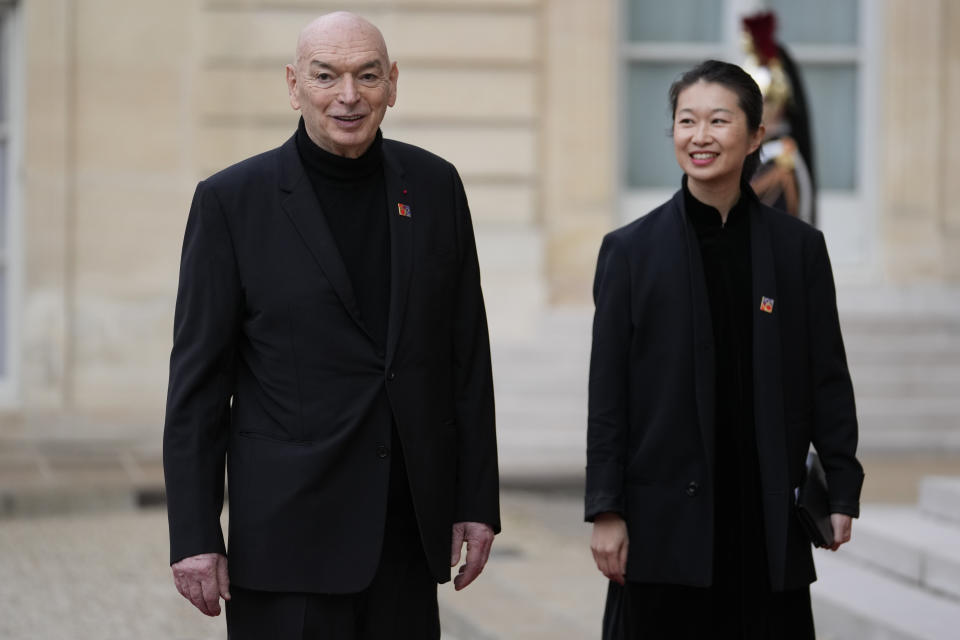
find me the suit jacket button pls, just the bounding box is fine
[376,445,389,459]
[685,481,699,497]
[387,371,396,381]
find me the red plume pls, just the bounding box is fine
[743,11,779,63]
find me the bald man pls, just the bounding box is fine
[163,13,500,639]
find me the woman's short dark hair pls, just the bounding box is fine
[668,60,764,179]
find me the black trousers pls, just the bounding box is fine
[226,432,440,640]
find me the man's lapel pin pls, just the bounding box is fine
[397,203,412,218]
[760,296,775,313]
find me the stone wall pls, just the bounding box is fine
[15,0,561,425]
[881,0,960,282]
[22,0,198,420]
[8,0,960,431]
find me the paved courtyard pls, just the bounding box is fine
[2,299,959,638]
[0,492,604,640]
[4,473,959,640]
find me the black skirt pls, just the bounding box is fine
[602,579,814,640]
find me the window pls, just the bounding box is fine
[0,0,20,404]
[619,0,878,276]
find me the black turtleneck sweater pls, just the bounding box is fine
[296,118,390,349]
[682,178,757,501]
[684,180,764,593]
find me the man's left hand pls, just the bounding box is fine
[828,513,853,551]
[450,521,494,591]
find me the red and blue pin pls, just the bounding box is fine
[397,188,412,218]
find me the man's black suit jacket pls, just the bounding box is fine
[163,134,500,594]
[585,187,863,591]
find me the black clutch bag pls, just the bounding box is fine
[795,451,835,548]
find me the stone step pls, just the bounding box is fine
[494,378,586,396]
[857,396,960,418]
[839,315,960,336]
[811,551,960,640]
[854,423,960,453]
[495,390,586,478]
[486,305,960,460]
[491,359,588,392]
[845,331,960,349]
[843,506,960,600]
[496,391,585,414]
[490,345,590,365]
[848,349,960,367]
[851,365,960,398]
[856,393,960,450]
[920,476,960,525]
[476,227,546,343]
[835,285,960,319]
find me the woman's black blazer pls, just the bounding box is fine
[585,186,863,591]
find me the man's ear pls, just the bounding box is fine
[285,64,301,111]
[387,61,399,108]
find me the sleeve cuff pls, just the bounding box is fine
[584,493,625,523]
[828,502,860,518]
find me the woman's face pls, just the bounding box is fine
[673,80,763,189]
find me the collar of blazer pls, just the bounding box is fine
[277,134,414,365]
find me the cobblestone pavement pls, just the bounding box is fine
[0,492,600,640]
[2,462,957,640]
[438,491,604,640]
[0,509,224,640]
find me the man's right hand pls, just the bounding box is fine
[590,512,629,585]
[171,552,231,616]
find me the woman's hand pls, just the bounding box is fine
[828,513,853,551]
[591,512,629,585]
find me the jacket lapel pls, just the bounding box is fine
[675,190,716,476]
[277,135,374,342]
[750,204,786,479]
[750,198,789,589]
[382,142,414,363]
[750,203,787,488]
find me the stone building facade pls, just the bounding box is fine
[1,0,958,435]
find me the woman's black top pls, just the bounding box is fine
[683,176,773,592]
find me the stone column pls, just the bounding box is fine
[881,0,960,283]
[941,0,960,280]
[19,0,198,423]
[540,0,616,305]
[21,0,72,411]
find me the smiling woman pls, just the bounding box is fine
[669,62,765,219]
[585,60,863,639]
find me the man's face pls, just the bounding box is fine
[286,19,398,158]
